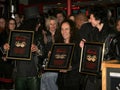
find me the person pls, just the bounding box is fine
[14,13,24,28]
[68,14,75,21]
[0,18,17,50]
[0,18,17,89]
[106,32,120,60]
[0,17,6,75]
[55,10,66,26]
[79,6,116,90]
[74,13,89,43]
[0,17,6,53]
[106,18,120,60]
[40,16,59,90]
[75,13,88,30]
[56,19,82,90]
[0,17,6,34]
[107,9,115,29]
[4,6,45,90]
[116,18,120,32]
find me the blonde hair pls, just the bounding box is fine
[45,16,58,30]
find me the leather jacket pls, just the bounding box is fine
[106,33,120,60]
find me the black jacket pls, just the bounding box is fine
[106,33,120,60]
[78,23,116,90]
[78,22,93,42]
[86,23,116,60]
[86,23,114,42]
[15,18,45,77]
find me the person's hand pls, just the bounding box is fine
[79,39,86,48]
[48,51,51,58]
[2,43,9,61]
[2,56,7,61]
[59,66,72,73]
[59,69,68,73]
[31,44,38,52]
[3,43,10,51]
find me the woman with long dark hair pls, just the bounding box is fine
[56,19,82,90]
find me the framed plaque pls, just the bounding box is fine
[45,43,75,71]
[6,30,34,60]
[79,42,105,75]
[102,61,120,90]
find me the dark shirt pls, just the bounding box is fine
[78,22,93,41]
[82,23,116,90]
[15,18,45,77]
[86,23,114,42]
[57,41,81,88]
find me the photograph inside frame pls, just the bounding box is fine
[6,30,34,60]
[45,43,75,71]
[79,42,105,75]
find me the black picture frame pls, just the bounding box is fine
[45,43,75,71]
[6,30,34,60]
[79,42,105,75]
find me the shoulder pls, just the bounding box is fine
[81,22,92,28]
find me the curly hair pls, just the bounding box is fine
[89,6,108,24]
[57,19,77,43]
[45,16,58,30]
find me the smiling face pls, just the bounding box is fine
[89,14,100,27]
[49,20,57,33]
[61,22,71,43]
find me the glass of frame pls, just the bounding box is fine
[102,60,120,90]
[45,43,75,71]
[79,42,105,75]
[6,30,34,60]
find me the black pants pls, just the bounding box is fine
[84,75,101,90]
[58,86,82,90]
[15,77,40,90]
[0,62,14,89]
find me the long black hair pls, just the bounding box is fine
[89,6,108,24]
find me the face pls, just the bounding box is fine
[75,16,85,29]
[89,14,100,27]
[15,14,21,24]
[116,20,120,32]
[61,22,71,42]
[9,20,16,30]
[49,20,57,33]
[0,18,6,29]
[56,13,64,24]
[69,16,75,21]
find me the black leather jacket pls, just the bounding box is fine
[106,33,120,60]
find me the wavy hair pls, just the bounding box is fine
[45,16,58,30]
[89,6,108,24]
[57,19,77,43]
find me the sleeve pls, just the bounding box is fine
[105,38,117,60]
